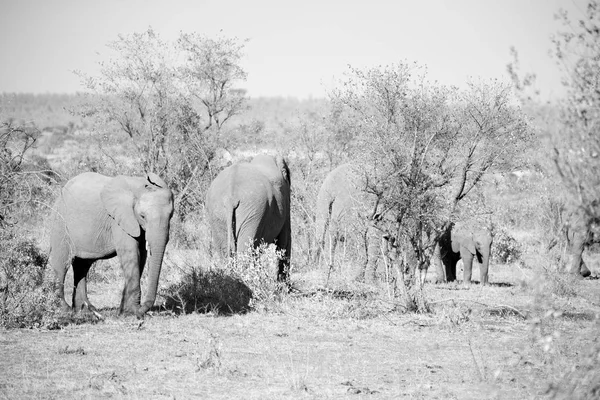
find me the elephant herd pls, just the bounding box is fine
[48,156,594,318]
[49,154,291,318]
[314,163,493,285]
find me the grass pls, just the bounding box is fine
[1,246,600,399]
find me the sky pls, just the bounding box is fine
[0,0,587,99]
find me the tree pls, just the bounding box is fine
[76,27,248,216]
[330,63,531,311]
[0,119,43,226]
[551,1,600,221]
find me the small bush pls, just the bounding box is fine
[227,243,288,309]
[0,232,59,328]
[162,268,252,315]
[162,243,287,314]
[492,228,522,264]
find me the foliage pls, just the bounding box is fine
[75,27,248,217]
[226,243,289,311]
[0,116,62,329]
[0,231,58,329]
[283,109,350,268]
[550,1,600,235]
[492,228,522,264]
[162,267,252,315]
[329,63,531,311]
[162,244,287,314]
[0,119,52,226]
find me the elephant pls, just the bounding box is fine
[431,223,493,285]
[49,172,174,318]
[563,206,595,278]
[315,163,386,282]
[205,154,291,281]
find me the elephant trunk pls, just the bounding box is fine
[137,222,169,317]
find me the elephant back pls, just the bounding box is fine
[250,154,290,188]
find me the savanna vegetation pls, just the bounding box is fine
[1,2,600,398]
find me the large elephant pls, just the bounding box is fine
[432,223,493,285]
[563,207,594,277]
[49,172,174,318]
[205,154,291,281]
[315,163,385,282]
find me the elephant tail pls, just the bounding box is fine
[227,200,239,256]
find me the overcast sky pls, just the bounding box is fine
[0,0,586,99]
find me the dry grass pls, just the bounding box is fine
[1,257,599,399]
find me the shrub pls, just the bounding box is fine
[227,243,288,310]
[492,228,522,264]
[162,267,252,315]
[161,243,287,315]
[0,231,59,328]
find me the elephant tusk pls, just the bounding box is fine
[146,240,152,256]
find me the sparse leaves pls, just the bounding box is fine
[76,27,248,217]
[330,62,531,311]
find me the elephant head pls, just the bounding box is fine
[101,173,174,315]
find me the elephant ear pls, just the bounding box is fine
[101,176,141,238]
[275,155,291,185]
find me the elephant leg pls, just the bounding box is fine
[440,253,457,282]
[432,244,446,283]
[117,237,143,315]
[460,249,475,284]
[477,251,490,285]
[72,258,95,311]
[49,244,72,312]
[567,231,588,277]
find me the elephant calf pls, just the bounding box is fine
[49,172,174,318]
[205,154,291,281]
[431,223,493,285]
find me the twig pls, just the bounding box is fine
[468,339,485,382]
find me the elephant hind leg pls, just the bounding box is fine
[72,258,95,311]
[461,250,475,284]
[49,245,72,312]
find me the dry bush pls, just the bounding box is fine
[0,231,59,328]
[161,243,288,315]
[162,267,252,315]
[492,228,523,264]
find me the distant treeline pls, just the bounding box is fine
[0,92,329,134]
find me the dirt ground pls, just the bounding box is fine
[1,263,599,399]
